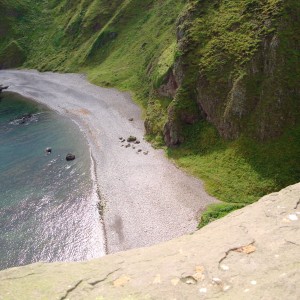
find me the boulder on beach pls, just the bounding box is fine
[66,153,75,161]
[127,136,137,142]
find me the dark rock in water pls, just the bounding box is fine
[16,113,33,124]
[127,136,137,142]
[66,153,76,161]
[0,85,8,93]
[45,147,52,154]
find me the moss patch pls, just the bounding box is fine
[0,40,26,69]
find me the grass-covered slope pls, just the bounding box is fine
[163,0,300,225]
[0,0,299,226]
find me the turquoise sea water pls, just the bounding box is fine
[0,92,104,270]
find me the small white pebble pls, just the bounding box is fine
[288,214,298,221]
[250,280,257,285]
[220,265,229,271]
[274,254,280,258]
[199,288,207,294]
[212,277,222,284]
[223,285,231,291]
[244,289,250,293]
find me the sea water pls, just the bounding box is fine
[0,92,105,270]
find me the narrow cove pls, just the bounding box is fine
[0,92,105,270]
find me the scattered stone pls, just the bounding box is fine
[128,118,134,122]
[132,146,136,149]
[45,147,52,154]
[143,151,149,155]
[220,265,229,271]
[212,277,222,285]
[138,149,142,152]
[288,214,298,221]
[119,137,123,140]
[181,276,197,285]
[199,287,207,294]
[127,136,137,142]
[125,144,131,148]
[66,153,76,161]
[223,285,231,292]
[134,140,140,144]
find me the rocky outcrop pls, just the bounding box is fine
[1,183,299,299]
[160,0,300,145]
[0,84,8,93]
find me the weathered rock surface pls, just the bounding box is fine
[0,183,299,299]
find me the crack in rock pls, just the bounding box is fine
[218,241,255,269]
[294,198,300,210]
[1,273,36,281]
[284,240,300,247]
[60,280,83,300]
[89,268,121,286]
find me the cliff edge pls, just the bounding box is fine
[0,183,299,299]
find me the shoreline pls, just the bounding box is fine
[0,69,218,254]
[91,153,108,255]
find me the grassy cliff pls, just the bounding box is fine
[1,0,299,226]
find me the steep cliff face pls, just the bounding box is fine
[0,0,28,68]
[161,0,300,145]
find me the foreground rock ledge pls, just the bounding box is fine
[1,184,300,300]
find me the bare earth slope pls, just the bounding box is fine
[0,70,217,254]
[0,183,299,299]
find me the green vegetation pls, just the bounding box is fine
[0,0,299,227]
[198,203,246,228]
[168,121,300,225]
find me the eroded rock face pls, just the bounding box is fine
[195,34,299,141]
[158,1,300,146]
[1,183,299,299]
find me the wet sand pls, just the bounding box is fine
[0,70,218,254]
